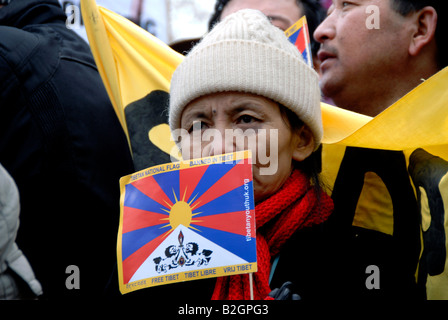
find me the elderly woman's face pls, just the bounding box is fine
[179,92,314,203]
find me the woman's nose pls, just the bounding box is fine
[204,128,235,157]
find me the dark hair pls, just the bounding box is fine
[390,0,448,69]
[208,0,326,56]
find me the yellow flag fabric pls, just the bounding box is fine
[81,0,183,152]
[321,67,448,160]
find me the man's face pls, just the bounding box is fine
[220,0,303,31]
[314,0,413,115]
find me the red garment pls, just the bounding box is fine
[211,169,334,300]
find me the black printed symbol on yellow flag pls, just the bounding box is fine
[125,90,180,171]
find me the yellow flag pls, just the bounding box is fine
[321,67,448,160]
[81,0,183,169]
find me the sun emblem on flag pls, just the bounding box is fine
[159,189,202,236]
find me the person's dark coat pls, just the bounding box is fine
[0,0,135,299]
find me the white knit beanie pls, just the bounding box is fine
[169,9,322,149]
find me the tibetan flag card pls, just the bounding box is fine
[117,151,257,294]
[285,16,313,68]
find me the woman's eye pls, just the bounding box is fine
[238,115,257,124]
[189,121,208,132]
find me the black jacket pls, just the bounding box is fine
[0,0,135,299]
[111,222,334,302]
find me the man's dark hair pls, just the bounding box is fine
[390,0,448,69]
[208,0,326,55]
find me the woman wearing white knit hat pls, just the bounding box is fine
[169,9,333,300]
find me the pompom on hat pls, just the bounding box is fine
[169,9,323,149]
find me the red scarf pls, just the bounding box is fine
[211,169,333,300]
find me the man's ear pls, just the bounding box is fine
[409,6,438,57]
[292,125,315,162]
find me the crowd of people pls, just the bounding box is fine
[1,0,447,302]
